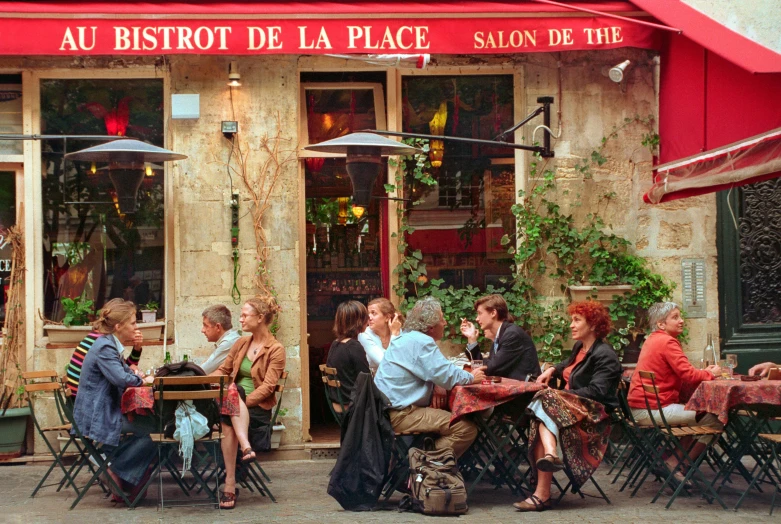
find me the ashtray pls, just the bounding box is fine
[740,375,761,382]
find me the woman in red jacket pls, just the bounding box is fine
[627,302,723,477]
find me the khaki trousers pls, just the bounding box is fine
[388,405,477,458]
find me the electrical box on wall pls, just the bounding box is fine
[171,94,200,119]
[222,121,238,137]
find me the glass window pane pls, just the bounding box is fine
[402,75,515,292]
[40,79,164,321]
[0,171,16,328]
[304,87,378,145]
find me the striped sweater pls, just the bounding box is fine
[65,332,143,398]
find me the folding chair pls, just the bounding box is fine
[382,431,427,499]
[751,434,781,515]
[22,370,80,497]
[151,375,226,514]
[636,370,727,509]
[319,364,348,427]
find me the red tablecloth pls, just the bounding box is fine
[121,382,241,418]
[684,379,781,425]
[448,379,544,424]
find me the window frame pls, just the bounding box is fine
[25,67,172,346]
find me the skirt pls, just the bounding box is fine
[527,388,612,490]
[222,384,273,452]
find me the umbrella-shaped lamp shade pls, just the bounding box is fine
[304,133,421,207]
[65,139,187,213]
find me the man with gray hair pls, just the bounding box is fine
[375,297,486,458]
[199,304,241,374]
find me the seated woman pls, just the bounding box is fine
[72,300,156,501]
[65,297,144,399]
[214,295,286,510]
[357,297,403,372]
[327,301,372,410]
[627,301,723,478]
[516,300,622,512]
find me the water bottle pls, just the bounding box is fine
[702,334,716,369]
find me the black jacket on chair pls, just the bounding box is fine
[553,339,622,410]
[327,372,394,511]
[468,321,541,381]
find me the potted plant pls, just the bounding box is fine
[139,301,159,323]
[43,296,96,344]
[270,408,287,450]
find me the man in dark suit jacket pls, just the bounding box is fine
[461,294,541,381]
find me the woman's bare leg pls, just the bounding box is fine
[532,423,554,500]
[230,399,253,456]
[220,424,238,498]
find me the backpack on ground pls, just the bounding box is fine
[400,438,468,515]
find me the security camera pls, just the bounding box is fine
[609,60,631,83]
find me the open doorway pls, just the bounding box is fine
[300,72,389,442]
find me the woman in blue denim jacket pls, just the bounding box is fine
[72,300,155,499]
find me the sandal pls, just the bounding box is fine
[241,447,256,462]
[220,490,238,510]
[513,494,552,512]
[536,453,565,473]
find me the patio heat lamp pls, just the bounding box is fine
[65,139,187,214]
[304,133,421,213]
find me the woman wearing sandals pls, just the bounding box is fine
[357,297,403,372]
[213,295,286,509]
[515,300,622,512]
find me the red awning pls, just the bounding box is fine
[630,0,781,73]
[0,1,661,55]
[643,127,781,204]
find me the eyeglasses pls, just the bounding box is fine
[239,313,258,320]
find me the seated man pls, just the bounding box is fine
[375,297,485,458]
[461,294,541,381]
[199,304,241,374]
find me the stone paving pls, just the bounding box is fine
[0,459,778,523]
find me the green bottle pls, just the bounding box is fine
[164,351,171,365]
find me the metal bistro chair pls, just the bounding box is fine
[636,370,727,510]
[151,375,226,514]
[21,370,82,497]
[319,364,348,427]
[748,433,781,515]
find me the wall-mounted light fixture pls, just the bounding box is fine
[227,61,241,87]
[609,60,631,83]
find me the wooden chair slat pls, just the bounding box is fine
[637,370,656,379]
[154,376,225,386]
[154,390,222,401]
[24,382,63,392]
[641,384,658,394]
[22,370,60,379]
[275,385,285,393]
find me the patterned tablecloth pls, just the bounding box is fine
[121,382,241,418]
[684,379,781,424]
[449,379,544,424]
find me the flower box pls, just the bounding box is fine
[44,321,165,344]
[567,284,633,306]
[0,406,31,459]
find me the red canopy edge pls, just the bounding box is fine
[630,0,781,73]
[0,1,645,16]
[643,127,781,204]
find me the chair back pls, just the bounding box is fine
[319,364,347,425]
[22,370,69,426]
[636,370,674,431]
[271,371,288,426]
[154,375,227,435]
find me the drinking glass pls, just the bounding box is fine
[726,354,738,378]
[718,360,730,379]
[472,360,484,370]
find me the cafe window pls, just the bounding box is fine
[40,79,165,321]
[401,74,516,290]
[0,170,16,329]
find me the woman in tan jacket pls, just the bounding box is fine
[213,295,286,509]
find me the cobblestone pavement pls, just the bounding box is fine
[0,459,777,523]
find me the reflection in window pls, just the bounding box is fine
[40,79,164,322]
[0,171,15,328]
[402,75,515,291]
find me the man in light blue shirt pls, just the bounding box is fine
[199,304,241,374]
[375,297,485,458]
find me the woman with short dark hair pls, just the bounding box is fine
[327,301,371,407]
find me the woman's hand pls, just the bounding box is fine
[143,375,155,385]
[705,364,722,377]
[389,313,402,337]
[460,319,479,344]
[132,329,143,350]
[537,367,555,386]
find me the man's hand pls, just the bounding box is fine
[470,366,487,383]
[749,361,778,377]
[460,319,479,345]
[536,367,555,386]
[430,385,449,409]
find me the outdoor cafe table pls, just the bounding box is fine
[449,379,544,495]
[685,378,781,507]
[121,382,241,419]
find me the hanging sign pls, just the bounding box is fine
[0,17,658,55]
